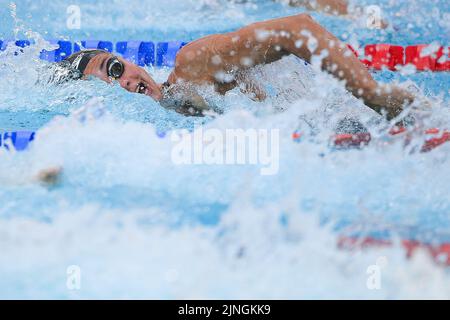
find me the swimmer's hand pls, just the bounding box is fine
[364,85,417,120]
[161,83,211,116]
[187,92,210,110]
[35,166,63,186]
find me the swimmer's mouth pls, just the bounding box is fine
[136,82,151,96]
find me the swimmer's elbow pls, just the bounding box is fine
[292,12,317,28]
[298,12,313,20]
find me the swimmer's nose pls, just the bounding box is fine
[119,78,136,91]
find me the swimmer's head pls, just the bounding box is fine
[59,49,163,101]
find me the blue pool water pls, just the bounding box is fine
[0,0,450,299]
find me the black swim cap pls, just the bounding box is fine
[63,49,108,75]
[45,49,108,84]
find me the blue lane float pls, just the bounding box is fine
[1,130,165,152]
[156,41,187,67]
[0,39,184,67]
[73,40,114,53]
[0,131,35,151]
[1,40,32,56]
[116,41,155,66]
[39,40,72,62]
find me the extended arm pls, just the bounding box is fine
[170,14,412,118]
[245,14,413,118]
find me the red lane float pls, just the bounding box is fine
[331,128,450,152]
[364,44,405,71]
[405,45,450,71]
[332,132,372,148]
[338,236,450,266]
[347,43,449,71]
[436,47,450,71]
[292,128,450,152]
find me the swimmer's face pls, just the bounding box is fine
[83,53,163,101]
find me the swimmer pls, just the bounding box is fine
[232,0,388,25]
[209,0,348,15]
[275,0,349,16]
[56,13,415,119]
[277,0,389,27]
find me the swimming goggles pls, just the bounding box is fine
[106,57,124,80]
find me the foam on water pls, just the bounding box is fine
[1,203,450,299]
[0,0,450,299]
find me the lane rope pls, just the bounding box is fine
[0,39,449,71]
